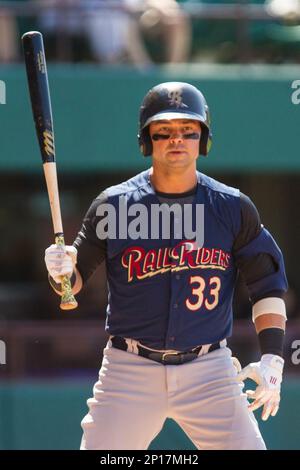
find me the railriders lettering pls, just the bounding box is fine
[122,241,230,282]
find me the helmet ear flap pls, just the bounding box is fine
[200,105,212,156]
[199,127,208,156]
[139,127,152,157]
[199,125,212,156]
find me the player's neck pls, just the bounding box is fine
[149,166,197,194]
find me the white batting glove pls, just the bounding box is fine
[235,354,284,421]
[45,244,77,284]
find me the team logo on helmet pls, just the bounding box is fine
[167,87,188,109]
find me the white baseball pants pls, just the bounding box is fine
[80,342,266,450]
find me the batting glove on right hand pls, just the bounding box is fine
[235,354,284,421]
[45,244,77,284]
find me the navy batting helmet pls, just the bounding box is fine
[138,82,212,157]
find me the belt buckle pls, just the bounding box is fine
[161,351,180,362]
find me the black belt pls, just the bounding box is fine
[110,336,221,365]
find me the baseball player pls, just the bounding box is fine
[45,82,288,450]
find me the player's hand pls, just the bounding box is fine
[232,356,242,374]
[45,244,77,284]
[235,354,284,421]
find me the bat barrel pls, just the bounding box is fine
[22,31,55,163]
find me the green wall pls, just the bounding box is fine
[0,379,299,450]
[0,64,299,173]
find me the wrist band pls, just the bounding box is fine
[258,328,285,357]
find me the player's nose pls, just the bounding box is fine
[169,130,184,144]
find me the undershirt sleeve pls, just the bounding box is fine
[73,192,108,284]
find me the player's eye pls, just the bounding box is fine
[183,132,200,140]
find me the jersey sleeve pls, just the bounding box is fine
[233,193,288,304]
[73,192,108,284]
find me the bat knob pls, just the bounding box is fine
[60,298,78,311]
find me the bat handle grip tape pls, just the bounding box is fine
[55,234,78,311]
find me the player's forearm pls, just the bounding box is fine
[253,298,287,357]
[254,313,286,333]
[48,267,83,296]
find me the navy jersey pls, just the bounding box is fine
[74,169,288,350]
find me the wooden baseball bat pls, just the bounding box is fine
[22,31,78,310]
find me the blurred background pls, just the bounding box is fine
[0,0,300,450]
